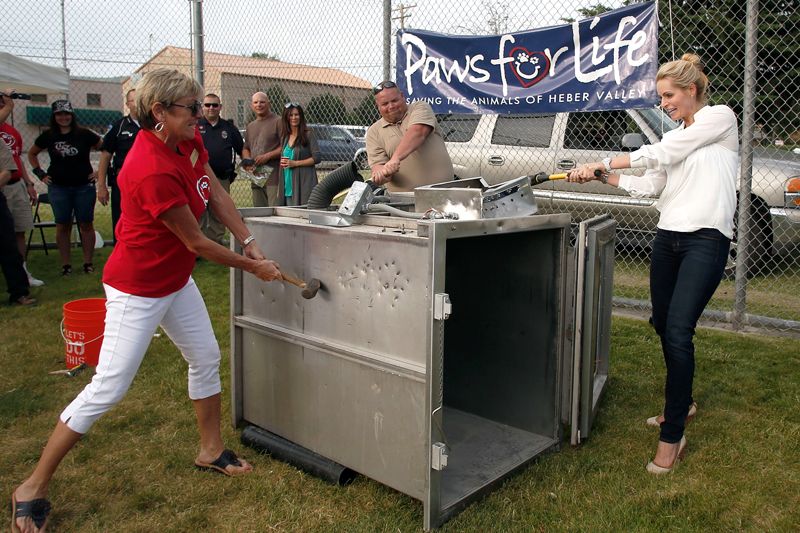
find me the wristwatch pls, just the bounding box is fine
[32,167,47,179]
[241,235,255,247]
[602,157,613,172]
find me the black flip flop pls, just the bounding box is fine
[194,448,247,476]
[11,493,52,533]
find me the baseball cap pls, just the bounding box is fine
[51,100,74,114]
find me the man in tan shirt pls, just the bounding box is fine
[241,92,282,207]
[365,81,453,192]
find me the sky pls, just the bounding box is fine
[0,0,617,83]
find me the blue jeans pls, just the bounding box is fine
[650,228,729,443]
[48,183,96,224]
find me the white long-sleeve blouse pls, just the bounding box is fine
[618,105,739,239]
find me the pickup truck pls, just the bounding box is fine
[431,108,800,272]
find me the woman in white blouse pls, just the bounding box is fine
[568,53,739,474]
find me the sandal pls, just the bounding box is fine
[83,263,95,274]
[61,264,72,276]
[11,493,52,533]
[646,402,697,427]
[194,449,249,476]
[646,437,688,474]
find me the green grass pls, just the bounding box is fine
[2,252,799,531]
[614,251,800,323]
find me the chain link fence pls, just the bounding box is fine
[2,0,798,333]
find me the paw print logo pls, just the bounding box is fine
[507,47,550,88]
[514,51,542,80]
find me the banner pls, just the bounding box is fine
[395,2,658,114]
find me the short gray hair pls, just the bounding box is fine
[135,68,202,130]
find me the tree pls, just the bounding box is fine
[656,0,800,139]
[560,1,799,140]
[266,85,289,112]
[306,93,348,125]
[454,1,512,35]
[560,3,614,23]
[348,94,380,126]
[250,52,280,61]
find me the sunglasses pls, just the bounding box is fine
[284,102,301,109]
[168,101,203,114]
[372,81,398,95]
[203,102,220,108]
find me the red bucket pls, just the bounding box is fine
[62,298,107,367]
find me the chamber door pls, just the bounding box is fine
[570,214,616,445]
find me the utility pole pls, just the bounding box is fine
[190,0,205,86]
[383,0,391,81]
[392,3,416,31]
[60,0,69,97]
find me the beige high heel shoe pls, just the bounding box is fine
[646,437,688,474]
[646,402,697,427]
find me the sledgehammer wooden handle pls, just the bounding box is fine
[280,272,307,289]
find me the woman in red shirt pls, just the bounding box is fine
[12,69,282,532]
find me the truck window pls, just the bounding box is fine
[329,127,351,141]
[564,110,647,151]
[491,114,555,147]
[437,114,481,143]
[313,126,330,141]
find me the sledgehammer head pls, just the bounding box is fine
[301,278,322,299]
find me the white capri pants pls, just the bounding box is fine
[61,277,222,434]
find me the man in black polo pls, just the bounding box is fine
[97,88,140,243]
[198,92,244,245]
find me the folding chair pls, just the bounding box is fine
[25,193,82,258]
[26,193,56,257]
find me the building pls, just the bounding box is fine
[128,47,372,128]
[8,77,125,146]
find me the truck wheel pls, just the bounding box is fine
[726,196,773,278]
[354,151,369,170]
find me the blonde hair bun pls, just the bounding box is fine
[657,53,710,103]
[680,53,704,73]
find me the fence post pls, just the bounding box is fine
[383,0,392,81]
[190,0,205,86]
[733,0,759,330]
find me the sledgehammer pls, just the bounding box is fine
[280,271,323,299]
[530,169,603,185]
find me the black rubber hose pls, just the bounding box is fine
[306,161,364,209]
[241,425,357,485]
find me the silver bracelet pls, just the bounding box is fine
[241,235,255,247]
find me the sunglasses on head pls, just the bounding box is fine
[203,102,220,108]
[372,81,398,95]
[168,101,203,115]
[284,102,301,109]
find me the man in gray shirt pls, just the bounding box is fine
[241,92,282,207]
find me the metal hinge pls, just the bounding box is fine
[433,293,452,321]
[431,442,449,470]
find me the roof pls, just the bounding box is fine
[26,106,122,127]
[138,47,371,90]
[71,76,128,83]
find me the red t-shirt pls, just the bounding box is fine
[0,123,24,182]
[103,129,211,297]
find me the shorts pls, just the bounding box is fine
[0,180,34,232]
[48,183,96,224]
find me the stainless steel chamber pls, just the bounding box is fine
[230,204,614,529]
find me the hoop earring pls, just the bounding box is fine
[155,121,165,132]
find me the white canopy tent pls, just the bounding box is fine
[0,52,69,94]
